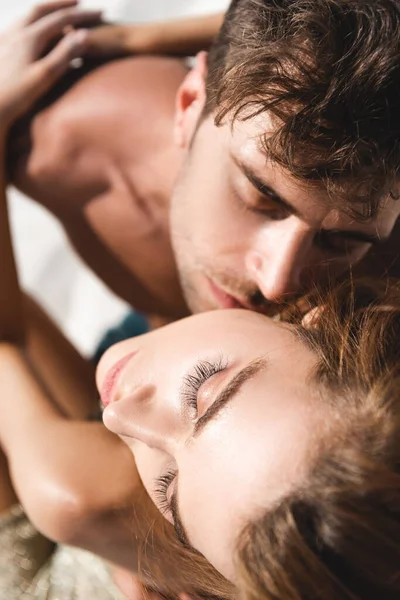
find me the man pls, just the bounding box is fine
[9,0,400,325]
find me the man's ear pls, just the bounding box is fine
[174,52,208,149]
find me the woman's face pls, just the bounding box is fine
[96,310,319,580]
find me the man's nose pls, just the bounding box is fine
[246,219,313,302]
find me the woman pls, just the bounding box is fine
[97,282,400,599]
[4,274,400,597]
[1,4,400,600]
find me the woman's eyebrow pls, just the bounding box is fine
[193,357,268,438]
[170,489,196,551]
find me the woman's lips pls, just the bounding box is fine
[100,351,137,408]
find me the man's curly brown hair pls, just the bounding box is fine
[205,0,400,219]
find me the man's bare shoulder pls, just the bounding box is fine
[12,56,187,207]
[42,56,187,160]
[79,55,188,99]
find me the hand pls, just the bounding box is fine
[0,0,102,128]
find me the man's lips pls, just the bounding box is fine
[207,277,254,310]
[207,277,277,315]
[100,351,137,408]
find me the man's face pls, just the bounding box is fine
[170,64,400,315]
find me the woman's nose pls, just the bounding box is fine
[104,384,179,453]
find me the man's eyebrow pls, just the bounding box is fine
[169,357,268,550]
[233,155,300,216]
[233,155,388,246]
[193,357,268,438]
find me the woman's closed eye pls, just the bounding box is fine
[181,356,228,418]
[154,469,194,550]
[154,468,177,516]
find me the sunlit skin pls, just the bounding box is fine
[13,54,400,320]
[96,309,324,580]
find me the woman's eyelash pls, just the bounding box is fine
[181,356,228,413]
[154,469,177,515]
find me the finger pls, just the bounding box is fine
[23,1,78,25]
[30,7,103,45]
[28,28,88,96]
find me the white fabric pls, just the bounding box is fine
[5,0,230,355]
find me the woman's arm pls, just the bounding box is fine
[0,342,206,593]
[86,12,224,57]
[23,294,100,419]
[0,342,154,570]
[0,0,149,570]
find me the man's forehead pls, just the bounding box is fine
[229,111,275,157]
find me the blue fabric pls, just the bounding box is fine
[92,311,149,365]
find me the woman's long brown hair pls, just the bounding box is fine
[236,279,400,600]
